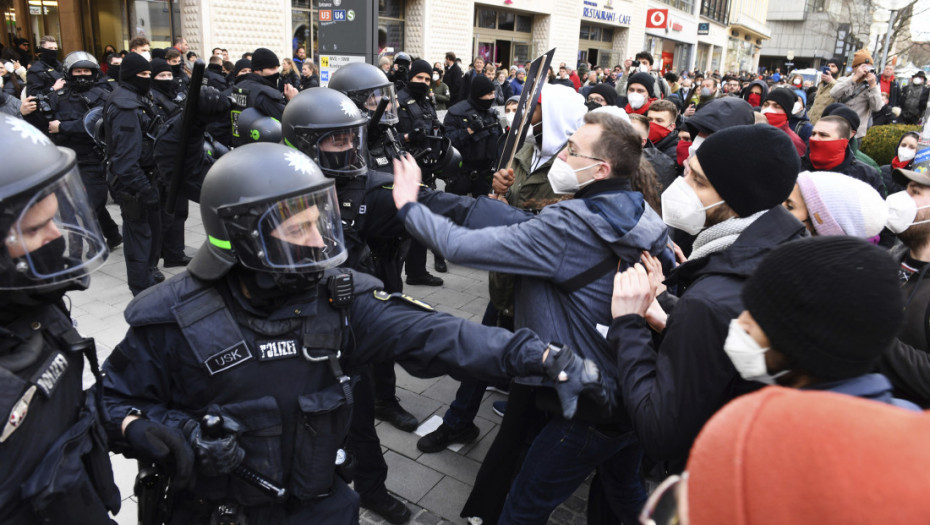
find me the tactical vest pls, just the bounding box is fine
[0,304,119,523]
[229,79,283,147]
[123,269,380,506]
[448,101,502,169]
[50,85,109,164]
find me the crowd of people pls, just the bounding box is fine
[2,30,930,525]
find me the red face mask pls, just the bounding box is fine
[764,111,788,128]
[676,140,692,166]
[747,93,762,107]
[808,138,849,169]
[648,121,673,144]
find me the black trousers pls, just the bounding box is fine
[79,164,121,242]
[120,202,162,296]
[345,369,389,501]
[161,197,189,261]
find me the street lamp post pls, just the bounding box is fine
[880,0,909,70]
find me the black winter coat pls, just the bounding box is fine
[609,206,807,472]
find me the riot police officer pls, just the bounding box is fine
[396,59,449,285]
[41,51,122,250]
[228,48,297,146]
[443,73,503,197]
[101,141,604,525]
[103,52,164,295]
[328,61,405,171]
[388,51,410,91]
[25,35,64,98]
[0,115,121,524]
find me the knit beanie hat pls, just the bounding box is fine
[627,72,655,95]
[470,74,495,99]
[120,52,151,81]
[823,103,860,135]
[687,387,930,525]
[151,48,166,60]
[742,236,902,380]
[234,58,252,75]
[150,58,171,78]
[852,49,873,68]
[695,124,800,216]
[764,87,796,114]
[796,171,887,238]
[251,48,279,71]
[409,59,432,81]
[588,83,618,106]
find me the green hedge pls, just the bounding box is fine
[861,124,921,166]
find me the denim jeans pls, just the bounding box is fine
[499,417,646,525]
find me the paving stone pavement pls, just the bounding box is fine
[81,201,590,524]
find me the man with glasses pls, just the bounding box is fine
[392,110,674,524]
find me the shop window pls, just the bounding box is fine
[474,7,531,33]
[602,27,614,42]
[477,7,496,29]
[700,0,728,24]
[580,23,613,42]
[379,0,403,18]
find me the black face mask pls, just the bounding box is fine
[125,75,151,94]
[319,149,361,175]
[152,78,176,97]
[171,64,182,77]
[585,100,603,112]
[262,73,280,88]
[71,75,95,92]
[107,65,120,80]
[7,236,68,288]
[406,81,429,100]
[39,48,58,65]
[472,97,493,111]
[237,267,322,308]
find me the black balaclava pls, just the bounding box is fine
[38,47,58,66]
[120,52,152,94]
[470,74,495,111]
[150,58,175,97]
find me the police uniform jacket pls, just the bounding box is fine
[0,302,120,523]
[443,99,502,171]
[101,268,550,512]
[104,83,160,199]
[228,74,286,146]
[47,83,111,168]
[25,59,62,97]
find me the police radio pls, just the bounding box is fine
[328,273,354,309]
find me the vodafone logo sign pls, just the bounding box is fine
[646,8,668,29]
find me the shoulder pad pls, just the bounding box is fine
[110,93,145,110]
[372,290,434,311]
[124,272,210,326]
[366,170,395,190]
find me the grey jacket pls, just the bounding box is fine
[400,179,674,396]
[830,75,883,137]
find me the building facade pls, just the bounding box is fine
[760,0,867,73]
[3,0,774,76]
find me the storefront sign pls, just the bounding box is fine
[319,54,366,86]
[582,1,632,25]
[646,8,668,29]
[698,23,709,35]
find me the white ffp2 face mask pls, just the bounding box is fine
[660,176,723,235]
[140,51,152,62]
[898,146,917,163]
[723,319,787,385]
[627,92,646,109]
[886,190,930,233]
[547,157,601,194]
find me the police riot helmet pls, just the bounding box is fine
[393,52,411,68]
[281,87,369,179]
[0,115,108,296]
[62,51,100,89]
[237,107,282,144]
[189,142,347,281]
[328,62,399,125]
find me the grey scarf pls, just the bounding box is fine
[690,210,766,260]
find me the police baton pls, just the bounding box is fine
[201,414,288,502]
[166,59,205,215]
[368,96,390,138]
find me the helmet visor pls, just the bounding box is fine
[311,125,368,177]
[361,84,398,125]
[257,186,347,272]
[2,165,108,290]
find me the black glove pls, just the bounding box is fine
[407,127,426,143]
[186,419,245,477]
[125,419,194,488]
[140,186,160,209]
[542,343,610,420]
[468,118,486,134]
[197,86,230,121]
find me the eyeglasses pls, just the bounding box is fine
[566,141,605,163]
[639,473,686,525]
